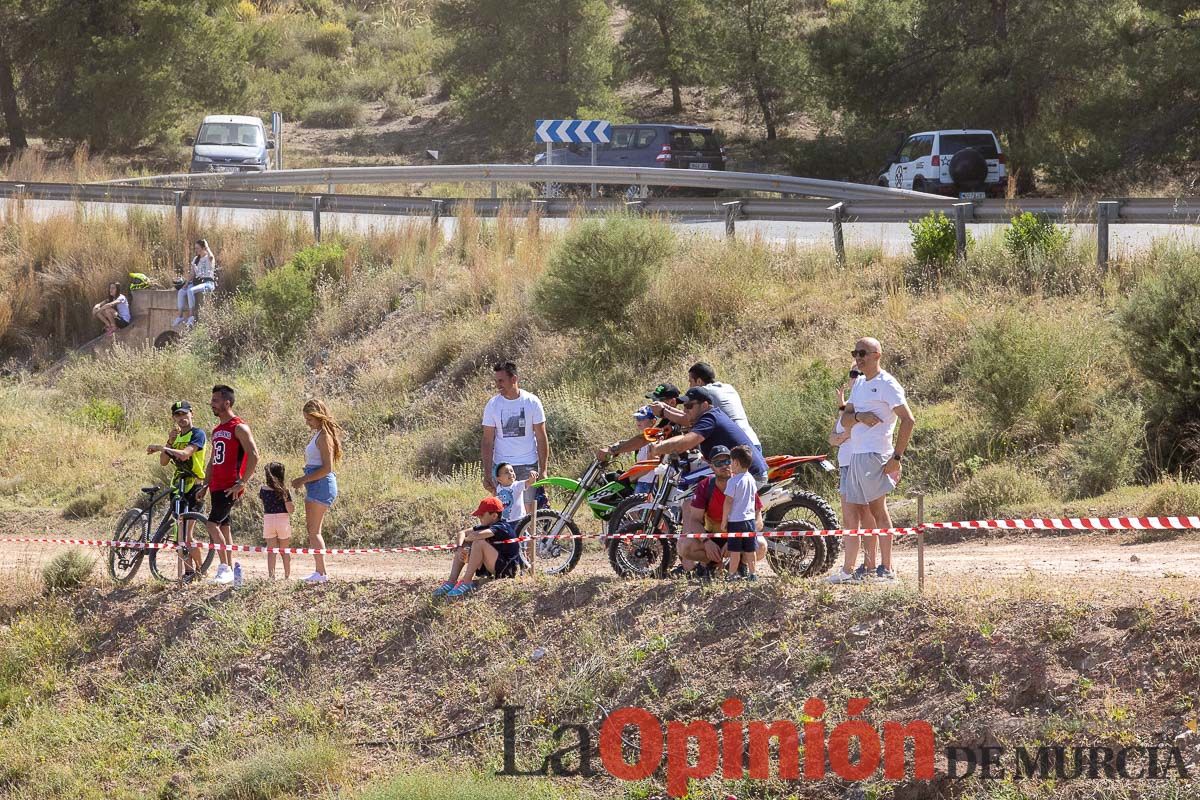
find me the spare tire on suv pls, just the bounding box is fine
[949,147,988,192]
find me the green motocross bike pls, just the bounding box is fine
[514,450,661,575]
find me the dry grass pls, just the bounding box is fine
[4,211,1200,548]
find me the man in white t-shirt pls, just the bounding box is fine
[831,337,915,583]
[481,361,549,515]
[653,362,763,452]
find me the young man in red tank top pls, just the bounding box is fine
[198,384,260,584]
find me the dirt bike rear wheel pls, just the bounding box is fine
[764,492,839,574]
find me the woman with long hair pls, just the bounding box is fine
[290,398,345,583]
[91,282,131,335]
[174,239,217,327]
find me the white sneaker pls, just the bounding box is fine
[184,316,196,328]
[827,569,861,584]
[172,316,185,326]
[303,572,328,584]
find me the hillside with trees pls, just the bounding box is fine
[0,0,1196,192]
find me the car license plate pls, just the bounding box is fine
[688,162,711,170]
[958,191,985,200]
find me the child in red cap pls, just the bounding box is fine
[435,496,523,599]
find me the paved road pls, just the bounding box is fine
[9,199,1200,256]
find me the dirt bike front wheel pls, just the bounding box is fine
[515,510,583,575]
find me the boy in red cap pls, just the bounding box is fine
[435,496,523,599]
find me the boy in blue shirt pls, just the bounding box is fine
[435,496,522,598]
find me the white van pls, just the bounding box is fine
[187,115,274,174]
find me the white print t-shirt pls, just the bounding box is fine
[496,479,528,521]
[834,419,851,467]
[704,382,761,447]
[847,370,907,456]
[482,389,546,466]
[724,471,758,523]
[115,294,131,323]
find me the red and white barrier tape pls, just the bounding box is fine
[1,515,1197,557]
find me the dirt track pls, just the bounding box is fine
[4,514,1200,600]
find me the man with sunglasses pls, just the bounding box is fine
[649,387,768,485]
[835,337,915,583]
[677,445,766,578]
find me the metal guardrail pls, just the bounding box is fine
[3,180,1200,224]
[101,163,956,203]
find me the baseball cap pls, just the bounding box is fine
[645,382,681,401]
[171,400,192,414]
[709,445,732,461]
[682,387,716,406]
[471,496,505,517]
[633,405,657,422]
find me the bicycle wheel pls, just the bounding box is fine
[515,511,583,576]
[148,511,216,583]
[107,508,149,585]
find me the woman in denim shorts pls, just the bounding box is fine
[291,399,345,584]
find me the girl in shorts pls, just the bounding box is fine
[260,462,295,579]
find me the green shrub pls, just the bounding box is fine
[533,216,673,333]
[305,21,352,58]
[62,492,107,519]
[302,99,363,128]
[962,312,1092,449]
[1120,253,1200,465]
[742,361,841,460]
[1058,398,1144,499]
[908,211,969,267]
[348,67,395,101]
[1004,212,1069,259]
[76,398,125,431]
[41,550,94,594]
[248,243,347,349]
[952,463,1048,520]
[1140,478,1200,516]
[214,738,347,800]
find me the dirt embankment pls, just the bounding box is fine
[2,567,1197,799]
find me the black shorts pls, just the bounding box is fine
[208,489,238,525]
[726,519,758,553]
[114,317,130,329]
[492,554,520,579]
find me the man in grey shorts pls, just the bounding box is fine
[830,337,915,583]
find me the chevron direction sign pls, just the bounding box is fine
[534,119,612,144]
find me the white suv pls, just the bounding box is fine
[878,129,1006,198]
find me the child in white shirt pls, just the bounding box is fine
[494,462,537,522]
[721,445,760,581]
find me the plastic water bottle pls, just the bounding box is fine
[233,562,244,588]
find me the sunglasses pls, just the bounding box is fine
[711,457,733,467]
[683,402,698,410]
[851,349,877,358]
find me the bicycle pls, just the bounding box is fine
[107,477,217,584]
